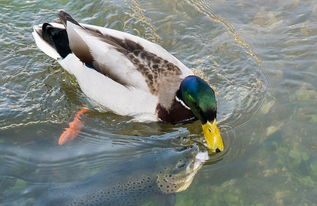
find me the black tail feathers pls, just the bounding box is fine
[58,10,82,27]
[42,23,72,58]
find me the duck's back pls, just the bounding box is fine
[32,11,194,122]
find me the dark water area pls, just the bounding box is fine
[0,0,316,205]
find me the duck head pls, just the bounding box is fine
[177,75,224,153]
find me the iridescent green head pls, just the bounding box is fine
[177,75,224,153]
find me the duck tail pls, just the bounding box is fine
[57,10,82,28]
[32,22,72,59]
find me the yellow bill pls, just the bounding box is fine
[202,120,224,153]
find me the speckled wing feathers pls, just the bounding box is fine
[76,24,184,95]
[125,48,183,94]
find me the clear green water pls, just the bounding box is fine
[0,0,316,205]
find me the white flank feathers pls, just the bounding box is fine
[67,22,150,92]
[58,54,158,119]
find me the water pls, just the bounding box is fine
[0,0,316,205]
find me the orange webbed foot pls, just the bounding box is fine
[58,108,88,145]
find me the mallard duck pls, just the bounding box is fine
[32,11,223,153]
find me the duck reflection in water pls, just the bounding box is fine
[35,145,208,206]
